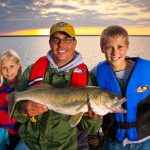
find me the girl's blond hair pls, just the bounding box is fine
[0,50,22,86]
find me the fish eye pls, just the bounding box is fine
[112,95,117,99]
[114,96,118,100]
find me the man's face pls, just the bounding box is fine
[49,32,77,67]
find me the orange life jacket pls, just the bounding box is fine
[0,84,18,135]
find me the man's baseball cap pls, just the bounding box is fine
[50,22,75,37]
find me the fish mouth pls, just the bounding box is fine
[113,97,127,106]
[111,97,127,113]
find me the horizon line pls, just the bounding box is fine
[0,35,150,37]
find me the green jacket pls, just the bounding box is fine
[12,64,101,150]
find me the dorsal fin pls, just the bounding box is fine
[28,83,53,89]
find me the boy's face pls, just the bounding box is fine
[101,36,128,71]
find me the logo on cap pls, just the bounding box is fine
[56,22,67,28]
[50,21,75,37]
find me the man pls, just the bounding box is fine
[12,22,101,150]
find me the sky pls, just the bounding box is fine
[0,0,150,35]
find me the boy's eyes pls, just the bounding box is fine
[105,46,111,50]
[104,45,124,50]
[118,45,124,49]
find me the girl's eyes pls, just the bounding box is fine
[10,65,15,68]
[2,66,7,70]
[2,65,15,69]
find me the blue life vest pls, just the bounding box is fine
[96,57,150,141]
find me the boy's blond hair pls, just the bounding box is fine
[100,25,129,50]
[0,50,22,86]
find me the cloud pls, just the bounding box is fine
[0,0,149,34]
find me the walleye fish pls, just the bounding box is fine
[7,84,126,127]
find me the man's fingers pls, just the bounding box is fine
[21,101,48,117]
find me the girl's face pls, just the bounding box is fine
[1,59,20,82]
[102,36,128,71]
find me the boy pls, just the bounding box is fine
[92,25,150,149]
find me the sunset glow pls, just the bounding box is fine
[2,26,150,36]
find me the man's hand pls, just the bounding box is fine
[20,101,48,117]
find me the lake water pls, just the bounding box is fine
[0,36,149,70]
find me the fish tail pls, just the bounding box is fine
[6,92,16,116]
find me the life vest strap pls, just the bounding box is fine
[0,107,8,111]
[0,124,17,129]
[114,121,137,129]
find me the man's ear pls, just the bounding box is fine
[73,38,77,48]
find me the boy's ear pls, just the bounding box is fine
[126,43,129,51]
[101,48,104,53]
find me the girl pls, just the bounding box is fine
[0,50,22,150]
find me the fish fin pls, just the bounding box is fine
[70,86,99,89]
[69,101,87,127]
[28,83,53,89]
[75,101,88,112]
[70,112,84,127]
[6,92,17,116]
[86,86,100,88]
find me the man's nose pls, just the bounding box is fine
[58,39,65,45]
